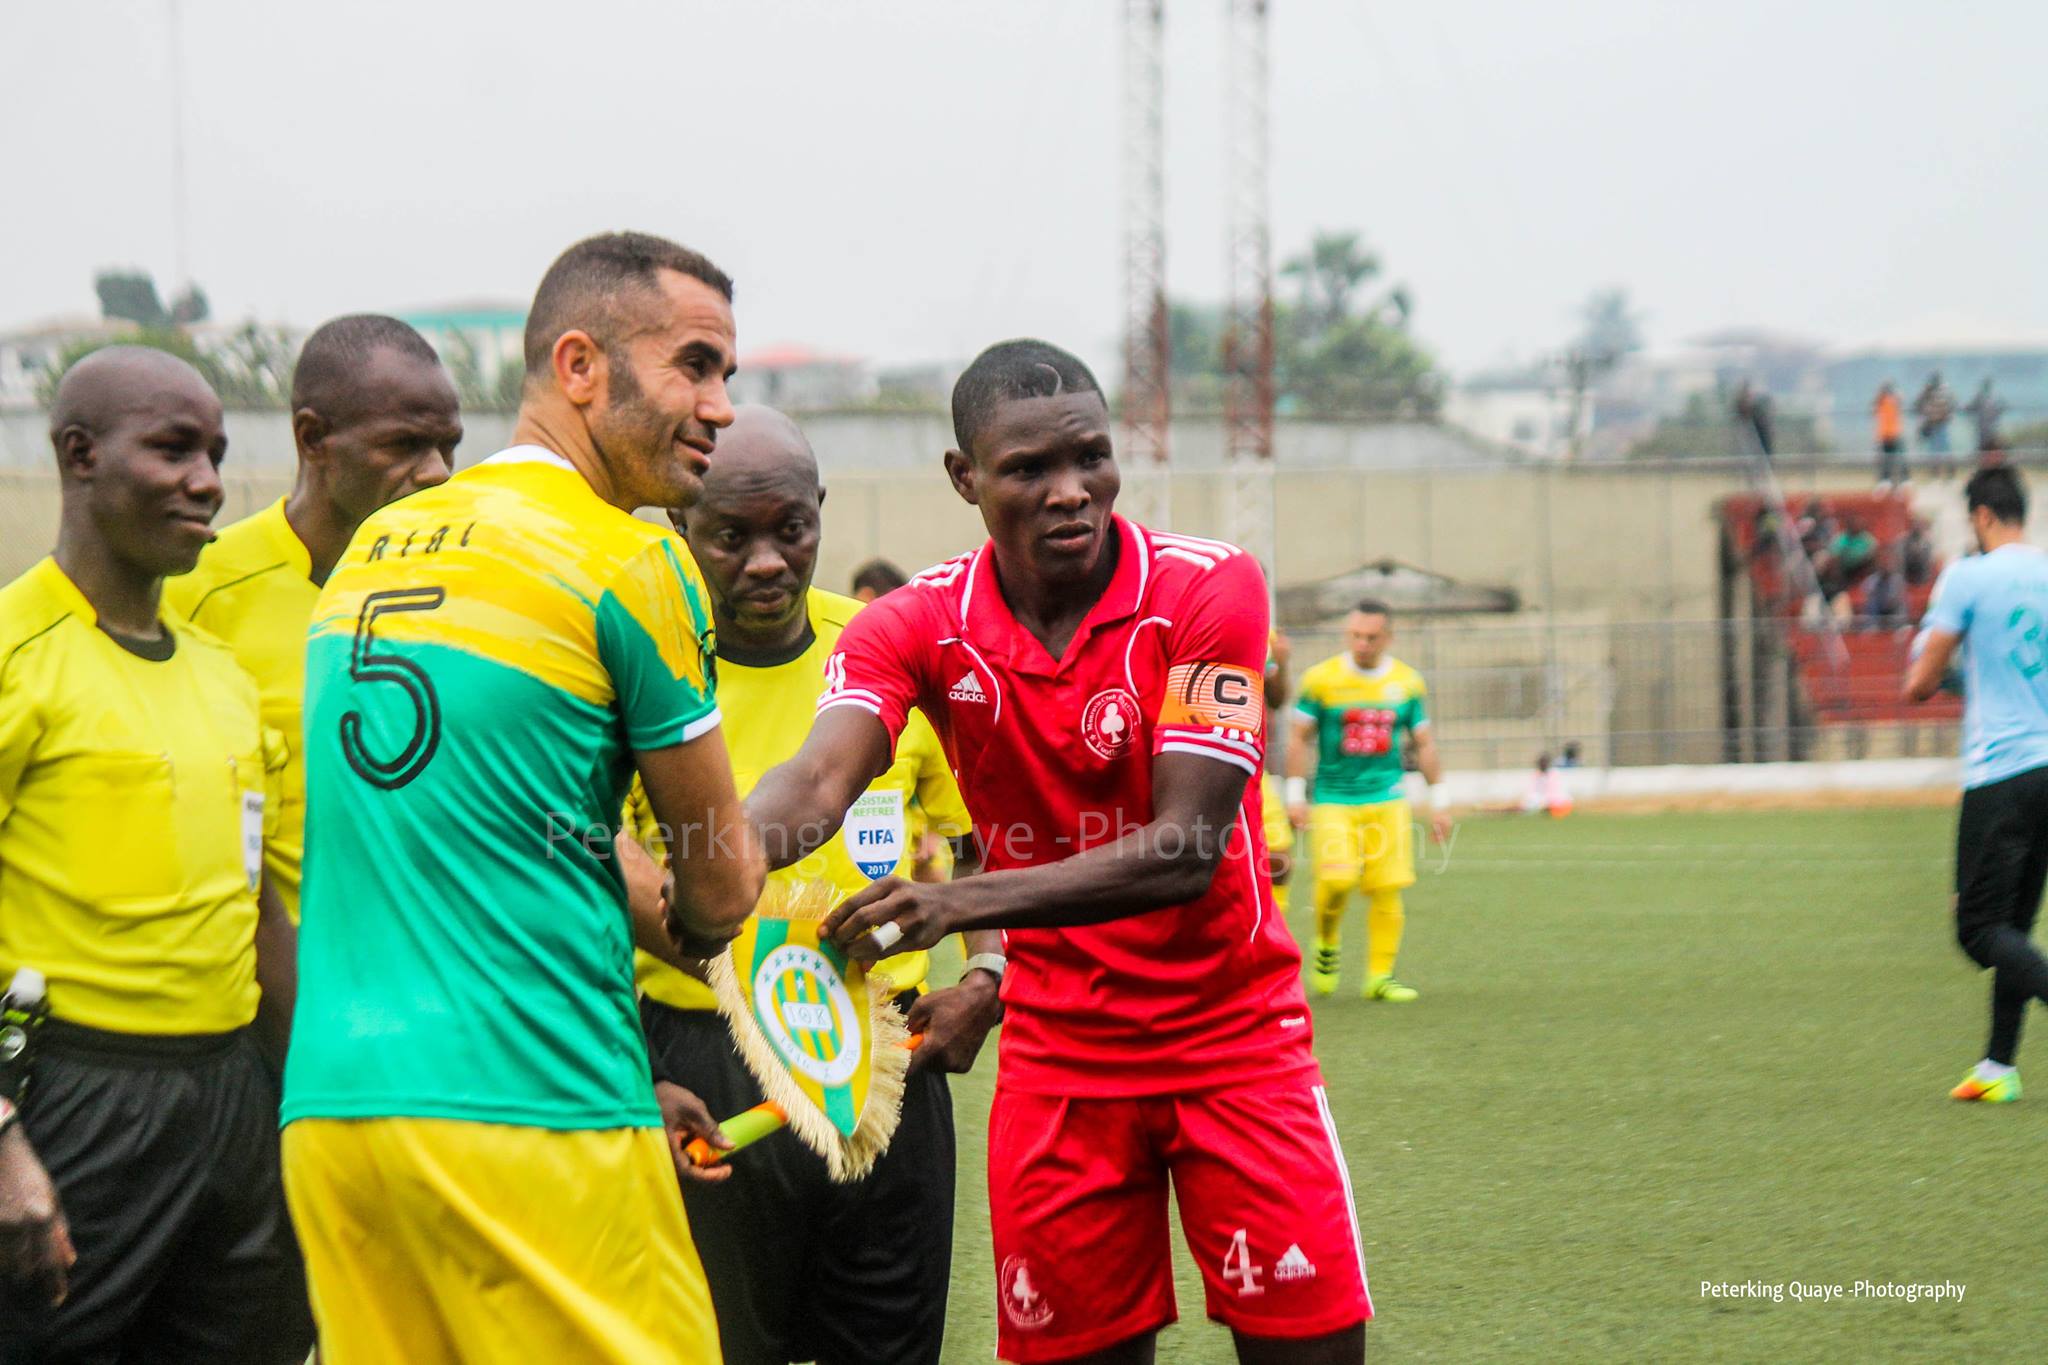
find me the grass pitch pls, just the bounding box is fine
[936,806,2044,1363]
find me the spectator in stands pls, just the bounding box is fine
[1915,372,1957,477]
[1873,381,1906,487]
[1817,514,1877,618]
[1902,517,1936,586]
[1557,741,1583,769]
[1733,379,1775,459]
[1967,379,2005,454]
[1863,545,1908,628]
[1832,515,1877,578]
[849,556,909,603]
[1798,499,1838,562]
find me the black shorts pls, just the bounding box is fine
[0,1024,314,1365]
[642,996,956,1365]
[1955,764,2048,947]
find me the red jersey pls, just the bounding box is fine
[818,517,1317,1097]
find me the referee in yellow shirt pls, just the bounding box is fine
[636,407,1003,1365]
[0,348,311,1363]
[167,314,461,918]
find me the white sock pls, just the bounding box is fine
[1976,1060,2016,1080]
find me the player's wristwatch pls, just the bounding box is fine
[961,952,1008,985]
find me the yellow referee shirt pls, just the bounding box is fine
[165,497,317,917]
[635,588,971,1011]
[0,558,276,1034]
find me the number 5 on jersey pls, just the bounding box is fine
[341,587,446,790]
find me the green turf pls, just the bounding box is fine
[934,806,2043,1363]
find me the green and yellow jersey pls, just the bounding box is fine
[166,497,319,918]
[634,587,970,1011]
[0,558,278,1034]
[1294,653,1430,806]
[283,446,719,1132]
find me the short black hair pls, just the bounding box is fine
[1354,598,1393,618]
[950,338,1104,458]
[524,231,734,378]
[291,314,441,415]
[1966,465,2027,526]
[851,558,909,598]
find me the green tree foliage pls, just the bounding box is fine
[437,331,526,412]
[1161,231,1442,418]
[1575,288,1643,368]
[32,322,293,409]
[91,269,210,328]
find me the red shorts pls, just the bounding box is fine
[988,1080,1372,1363]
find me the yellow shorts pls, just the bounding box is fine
[283,1117,718,1365]
[1310,798,1416,893]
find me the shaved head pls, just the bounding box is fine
[697,405,820,505]
[49,345,219,453]
[46,344,227,583]
[676,405,825,656]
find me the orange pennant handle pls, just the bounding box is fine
[684,1100,789,1167]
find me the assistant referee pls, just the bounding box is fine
[0,348,310,1362]
[167,314,460,919]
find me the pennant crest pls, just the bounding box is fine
[708,879,909,1182]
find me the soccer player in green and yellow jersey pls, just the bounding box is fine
[1286,600,1452,1001]
[280,233,765,1365]
[631,407,1001,1365]
[166,315,460,919]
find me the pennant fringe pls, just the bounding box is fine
[708,879,910,1182]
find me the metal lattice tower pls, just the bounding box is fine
[1121,0,1172,530]
[1221,0,1276,582]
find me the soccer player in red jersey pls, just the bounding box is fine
[745,340,1369,1364]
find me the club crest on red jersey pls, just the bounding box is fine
[1081,687,1141,760]
[1000,1256,1055,1329]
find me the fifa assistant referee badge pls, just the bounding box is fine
[962,952,1008,983]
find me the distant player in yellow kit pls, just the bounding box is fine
[1286,600,1451,1001]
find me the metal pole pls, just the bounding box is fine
[1222,0,1276,594]
[167,0,191,289]
[1121,0,1172,530]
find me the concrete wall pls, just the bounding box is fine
[0,458,1737,622]
[0,409,1500,475]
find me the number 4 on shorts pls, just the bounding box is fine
[1222,1228,1265,1297]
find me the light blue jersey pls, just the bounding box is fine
[1925,544,2048,789]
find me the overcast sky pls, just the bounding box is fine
[6,0,2045,379]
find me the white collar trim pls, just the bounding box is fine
[479,444,578,473]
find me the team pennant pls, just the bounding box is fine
[706,878,910,1182]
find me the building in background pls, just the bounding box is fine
[394,299,528,405]
[1442,365,1576,460]
[0,315,135,412]
[728,343,874,410]
[1821,325,2048,452]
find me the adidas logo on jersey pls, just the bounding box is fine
[948,671,987,704]
[1274,1244,1317,1282]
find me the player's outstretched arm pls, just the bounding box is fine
[824,749,1249,961]
[636,729,765,958]
[744,706,896,871]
